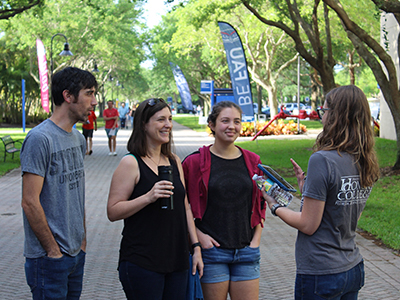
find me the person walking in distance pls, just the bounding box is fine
[82,107,97,155]
[20,67,97,299]
[104,100,119,156]
[118,101,130,130]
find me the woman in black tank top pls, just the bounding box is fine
[107,98,203,300]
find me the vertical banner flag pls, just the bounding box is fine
[36,38,50,113]
[218,21,254,122]
[169,62,193,112]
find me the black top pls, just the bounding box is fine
[119,155,189,273]
[196,153,253,249]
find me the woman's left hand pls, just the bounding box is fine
[291,158,305,193]
[192,248,204,278]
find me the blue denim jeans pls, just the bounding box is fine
[25,250,86,300]
[119,261,188,300]
[295,260,365,300]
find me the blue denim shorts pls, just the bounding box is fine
[200,246,260,283]
[105,128,118,137]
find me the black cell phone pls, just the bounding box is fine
[257,164,297,193]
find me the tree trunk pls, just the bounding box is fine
[349,54,355,85]
[257,84,262,114]
[265,85,278,118]
[323,0,400,169]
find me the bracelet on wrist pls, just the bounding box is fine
[271,203,283,216]
[191,242,202,250]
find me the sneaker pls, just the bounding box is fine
[108,152,113,156]
[113,152,117,156]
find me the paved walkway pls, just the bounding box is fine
[0,122,399,299]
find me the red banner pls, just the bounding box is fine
[36,38,49,113]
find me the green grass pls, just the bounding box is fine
[374,137,398,168]
[172,115,208,132]
[0,132,26,176]
[358,175,400,250]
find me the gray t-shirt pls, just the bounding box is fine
[296,150,372,275]
[21,119,86,258]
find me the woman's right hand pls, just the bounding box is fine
[196,228,220,249]
[147,180,174,203]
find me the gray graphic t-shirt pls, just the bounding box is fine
[296,150,372,275]
[21,119,86,258]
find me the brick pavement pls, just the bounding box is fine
[0,122,399,299]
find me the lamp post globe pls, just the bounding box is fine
[50,33,73,111]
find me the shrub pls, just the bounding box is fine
[205,120,307,137]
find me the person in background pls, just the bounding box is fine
[82,107,97,155]
[118,102,130,130]
[103,100,119,156]
[20,67,97,299]
[262,85,380,300]
[107,98,203,300]
[183,101,266,300]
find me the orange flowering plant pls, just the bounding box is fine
[241,120,307,137]
[206,120,307,137]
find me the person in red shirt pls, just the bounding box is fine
[82,109,97,155]
[103,100,119,156]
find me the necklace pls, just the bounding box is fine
[147,154,162,167]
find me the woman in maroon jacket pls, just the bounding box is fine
[183,101,266,300]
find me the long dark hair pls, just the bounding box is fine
[127,98,174,159]
[314,85,379,187]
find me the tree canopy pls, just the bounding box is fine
[2,0,399,168]
[0,0,42,20]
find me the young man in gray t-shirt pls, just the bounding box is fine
[21,67,97,299]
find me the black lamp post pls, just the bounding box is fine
[50,33,73,111]
[92,60,99,73]
[116,80,120,101]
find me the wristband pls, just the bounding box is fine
[191,242,202,250]
[271,203,283,216]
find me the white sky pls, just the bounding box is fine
[142,0,172,28]
[141,0,177,68]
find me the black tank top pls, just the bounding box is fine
[119,155,189,273]
[196,153,253,248]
